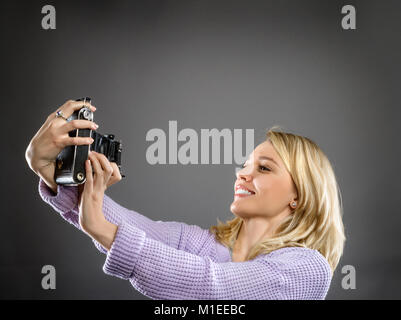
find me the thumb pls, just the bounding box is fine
[78,183,84,204]
[107,162,122,187]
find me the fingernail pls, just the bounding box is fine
[93,123,99,129]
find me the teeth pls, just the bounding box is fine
[236,189,253,195]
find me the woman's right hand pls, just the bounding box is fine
[25,99,98,194]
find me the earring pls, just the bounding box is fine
[291,201,297,208]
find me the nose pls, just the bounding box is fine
[236,165,253,181]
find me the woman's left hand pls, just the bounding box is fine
[78,151,115,237]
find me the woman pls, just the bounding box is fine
[25,99,345,300]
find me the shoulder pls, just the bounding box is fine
[262,247,330,268]
[258,247,332,299]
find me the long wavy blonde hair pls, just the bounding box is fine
[209,125,346,274]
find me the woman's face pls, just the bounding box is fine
[230,140,298,219]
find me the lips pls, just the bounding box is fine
[234,184,256,198]
[235,184,255,194]
[234,192,255,198]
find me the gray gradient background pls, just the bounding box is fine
[1,0,400,299]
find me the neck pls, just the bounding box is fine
[232,212,289,261]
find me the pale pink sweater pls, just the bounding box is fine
[38,178,332,300]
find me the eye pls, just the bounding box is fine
[259,165,271,172]
[240,163,271,172]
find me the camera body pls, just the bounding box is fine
[54,97,124,186]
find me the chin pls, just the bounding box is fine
[230,201,256,218]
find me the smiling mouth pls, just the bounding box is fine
[234,194,255,198]
[234,190,255,198]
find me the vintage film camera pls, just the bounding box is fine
[54,97,125,185]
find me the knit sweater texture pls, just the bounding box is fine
[38,178,332,300]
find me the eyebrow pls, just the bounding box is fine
[245,156,280,168]
[259,156,280,167]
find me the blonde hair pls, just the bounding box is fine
[209,125,346,274]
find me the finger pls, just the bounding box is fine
[106,162,122,187]
[58,119,99,134]
[78,183,84,202]
[84,159,94,193]
[62,136,94,147]
[89,151,107,192]
[94,152,114,181]
[110,162,122,179]
[88,152,103,190]
[52,99,96,120]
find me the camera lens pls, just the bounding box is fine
[83,110,90,119]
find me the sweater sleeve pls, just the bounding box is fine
[102,221,332,300]
[37,178,215,257]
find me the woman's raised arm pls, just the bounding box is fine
[29,100,225,259]
[38,178,182,253]
[101,220,332,300]
[38,177,227,259]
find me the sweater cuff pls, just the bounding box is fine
[38,178,79,213]
[102,222,146,280]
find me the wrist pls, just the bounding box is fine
[87,217,118,251]
[32,158,58,194]
[26,143,42,172]
[38,171,58,194]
